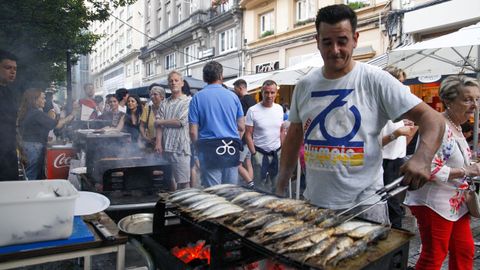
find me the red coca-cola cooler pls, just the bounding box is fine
[45,144,76,179]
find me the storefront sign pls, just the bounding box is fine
[418,75,441,83]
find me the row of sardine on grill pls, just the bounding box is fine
[166,184,390,267]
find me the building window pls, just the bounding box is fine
[178,4,182,22]
[189,0,197,14]
[296,0,315,22]
[184,44,198,64]
[219,28,236,54]
[167,11,172,28]
[126,29,132,47]
[127,5,132,18]
[146,61,155,76]
[134,61,140,74]
[126,64,132,77]
[146,1,151,19]
[118,34,124,51]
[260,11,274,35]
[165,53,176,70]
[220,1,233,13]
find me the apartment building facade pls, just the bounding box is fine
[240,0,391,76]
[88,1,146,96]
[139,0,244,85]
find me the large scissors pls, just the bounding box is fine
[216,140,236,156]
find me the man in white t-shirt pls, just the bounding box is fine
[245,80,285,193]
[275,4,444,224]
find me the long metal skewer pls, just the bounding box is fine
[341,185,409,224]
[337,176,404,216]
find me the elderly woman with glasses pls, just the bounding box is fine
[404,75,480,270]
[140,83,166,149]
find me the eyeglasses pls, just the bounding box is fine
[462,98,480,105]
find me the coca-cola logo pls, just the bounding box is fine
[53,153,72,169]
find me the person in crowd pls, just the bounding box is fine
[275,4,444,224]
[103,94,113,112]
[245,80,285,193]
[155,71,192,190]
[43,91,60,115]
[189,61,244,187]
[461,122,474,145]
[115,88,129,113]
[0,49,19,180]
[18,88,77,180]
[233,79,255,187]
[94,95,105,117]
[380,66,417,228]
[123,94,143,143]
[99,95,125,129]
[140,83,165,150]
[182,79,192,96]
[79,83,97,119]
[404,75,480,270]
[282,103,290,120]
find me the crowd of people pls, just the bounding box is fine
[1,4,480,269]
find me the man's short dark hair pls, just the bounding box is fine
[262,80,277,88]
[203,61,223,84]
[0,49,18,62]
[94,95,103,104]
[233,79,247,88]
[115,88,128,100]
[315,4,357,34]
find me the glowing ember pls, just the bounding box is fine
[171,240,211,264]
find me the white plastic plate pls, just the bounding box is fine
[74,191,110,216]
[71,167,87,175]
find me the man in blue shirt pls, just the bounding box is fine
[188,61,245,187]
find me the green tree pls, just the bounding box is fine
[0,0,135,88]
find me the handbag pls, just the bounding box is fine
[465,181,480,218]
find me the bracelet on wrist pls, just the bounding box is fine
[460,167,468,178]
[388,133,397,141]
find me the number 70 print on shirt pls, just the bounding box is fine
[303,89,364,168]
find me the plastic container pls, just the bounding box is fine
[0,180,79,247]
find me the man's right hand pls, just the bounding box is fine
[400,156,431,190]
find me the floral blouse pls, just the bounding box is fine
[404,124,470,221]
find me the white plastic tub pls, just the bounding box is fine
[0,180,79,246]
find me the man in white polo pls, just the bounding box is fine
[245,80,285,193]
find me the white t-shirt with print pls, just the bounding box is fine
[289,62,422,209]
[245,103,284,152]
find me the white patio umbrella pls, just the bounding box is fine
[388,22,480,155]
[387,22,480,79]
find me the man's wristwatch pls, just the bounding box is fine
[388,133,397,141]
